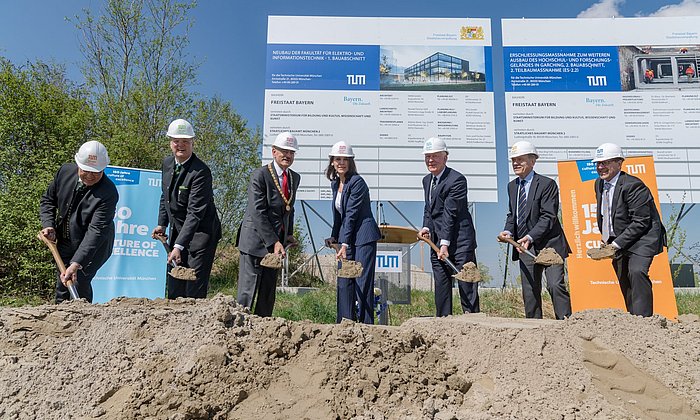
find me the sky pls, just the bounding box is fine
[2,0,699,285]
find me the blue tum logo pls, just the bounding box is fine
[377,254,399,268]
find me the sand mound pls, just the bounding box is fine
[1,295,699,419]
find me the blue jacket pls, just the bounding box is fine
[422,166,477,253]
[331,173,381,246]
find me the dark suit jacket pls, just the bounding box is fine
[595,172,666,257]
[236,162,300,258]
[158,153,221,252]
[422,166,477,254]
[504,172,570,261]
[330,173,381,246]
[40,163,118,271]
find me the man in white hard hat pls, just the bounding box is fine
[40,141,119,303]
[419,137,479,316]
[236,132,301,316]
[592,142,666,317]
[500,141,571,319]
[152,118,222,299]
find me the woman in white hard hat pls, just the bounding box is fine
[325,141,381,324]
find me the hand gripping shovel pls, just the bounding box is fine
[328,242,364,278]
[153,234,197,281]
[496,234,563,266]
[417,234,481,283]
[36,232,80,300]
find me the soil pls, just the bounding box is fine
[534,248,564,266]
[170,266,197,281]
[260,253,282,269]
[1,295,699,419]
[587,244,617,261]
[454,262,481,283]
[338,259,363,278]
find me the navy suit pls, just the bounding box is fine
[40,163,118,303]
[422,167,479,316]
[158,153,221,299]
[595,172,666,316]
[504,172,571,319]
[330,173,381,324]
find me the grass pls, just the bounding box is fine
[3,279,699,325]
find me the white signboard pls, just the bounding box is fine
[264,16,497,202]
[503,17,700,203]
[375,250,403,273]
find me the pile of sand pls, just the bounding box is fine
[1,295,699,419]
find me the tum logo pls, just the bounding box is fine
[148,178,162,187]
[376,254,399,269]
[586,75,607,86]
[625,163,646,174]
[347,74,366,85]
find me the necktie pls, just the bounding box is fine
[429,176,437,202]
[63,182,88,240]
[282,170,290,200]
[517,179,528,239]
[601,182,612,243]
[174,163,183,179]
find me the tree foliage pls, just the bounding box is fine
[0,59,94,297]
[192,97,261,241]
[73,0,198,169]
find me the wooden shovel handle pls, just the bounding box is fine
[496,234,537,259]
[416,233,441,254]
[37,232,67,275]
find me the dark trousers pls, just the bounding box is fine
[518,252,572,320]
[336,242,377,324]
[167,243,217,299]
[54,269,95,303]
[613,253,654,317]
[432,249,479,317]
[55,243,95,303]
[237,251,279,317]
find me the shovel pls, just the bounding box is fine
[153,234,197,281]
[496,234,563,266]
[36,232,80,300]
[328,242,364,278]
[416,234,481,283]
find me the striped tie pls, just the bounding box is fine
[429,176,437,202]
[517,179,528,239]
[601,182,612,243]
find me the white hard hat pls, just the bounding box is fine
[592,143,624,162]
[329,141,355,157]
[509,141,539,159]
[422,137,448,154]
[167,119,195,139]
[273,132,299,152]
[75,140,110,172]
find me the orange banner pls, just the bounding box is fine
[558,156,677,320]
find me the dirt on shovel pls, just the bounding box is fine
[260,253,283,269]
[153,234,198,281]
[535,248,564,266]
[454,261,481,283]
[587,244,617,260]
[336,259,363,278]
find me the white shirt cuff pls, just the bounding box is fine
[439,240,450,247]
[174,244,185,251]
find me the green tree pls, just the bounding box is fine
[191,97,261,241]
[0,58,94,298]
[73,0,198,169]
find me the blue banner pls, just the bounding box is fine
[576,159,599,182]
[504,46,621,92]
[93,166,166,303]
[266,43,380,90]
